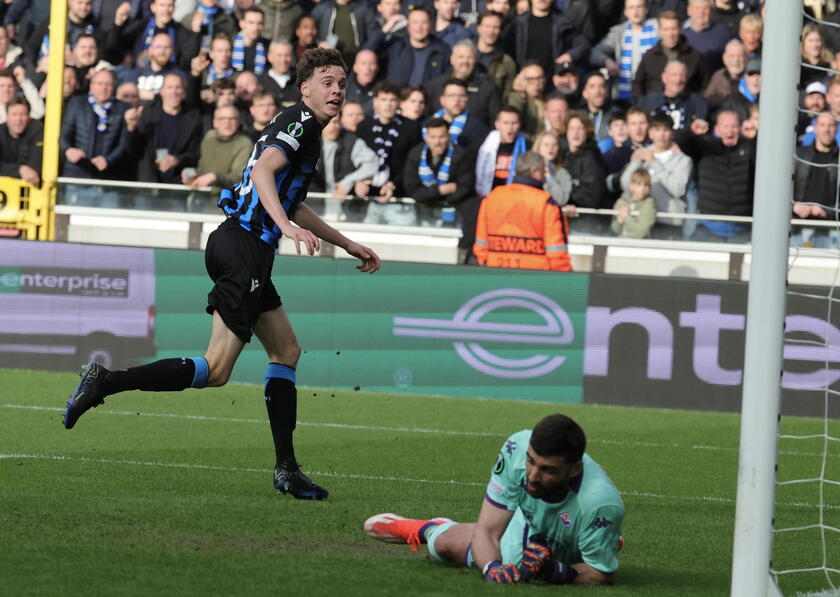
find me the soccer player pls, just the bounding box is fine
[364,414,624,584]
[62,48,380,501]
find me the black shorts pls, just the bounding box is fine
[205,218,282,343]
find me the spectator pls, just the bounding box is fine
[433,0,471,48]
[426,39,500,126]
[59,69,128,180]
[60,66,80,102]
[186,104,252,189]
[124,0,198,72]
[711,0,749,39]
[505,62,547,141]
[183,0,236,55]
[0,68,44,123]
[340,99,365,131]
[310,111,379,221]
[597,110,629,154]
[233,70,260,118]
[403,115,474,229]
[578,71,611,140]
[682,0,729,73]
[473,151,572,271]
[563,110,608,216]
[552,61,580,105]
[633,10,708,101]
[64,34,111,95]
[802,76,840,146]
[368,0,407,52]
[116,81,140,107]
[292,15,318,63]
[26,0,122,74]
[197,34,234,92]
[590,0,659,103]
[386,8,451,87]
[793,111,838,248]
[3,0,49,45]
[533,130,572,206]
[245,89,277,141]
[737,13,762,60]
[430,78,490,147]
[543,92,568,137]
[311,0,379,67]
[603,105,649,184]
[356,80,422,221]
[801,23,832,88]
[620,111,692,234]
[124,72,203,184]
[483,0,512,29]
[719,56,760,121]
[740,101,758,140]
[798,80,826,141]
[502,0,589,77]
[612,168,656,238]
[259,40,300,108]
[346,49,378,116]
[0,25,22,72]
[475,105,529,199]
[0,97,43,186]
[474,11,516,99]
[258,0,303,44]
[128,32,188,101]
[231,8,269,76]
[640,60,709,133]
[704,39,746,111]
[688,109,755,242]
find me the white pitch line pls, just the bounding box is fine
[1,452,837,512]
[2,403,838,459]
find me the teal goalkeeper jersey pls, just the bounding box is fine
[485,430,625,573]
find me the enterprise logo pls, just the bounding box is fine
[393,289,574,379]
[0,267,129,298]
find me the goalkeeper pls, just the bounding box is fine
[364,413,624,585]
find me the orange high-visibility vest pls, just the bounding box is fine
[473,182,572,271]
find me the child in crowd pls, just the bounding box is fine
[611,168,656,239]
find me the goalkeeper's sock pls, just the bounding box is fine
[424,520,459,561]
[264,363,297,469]
[102,357,208,395]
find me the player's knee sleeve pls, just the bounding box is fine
[425,521,458,562]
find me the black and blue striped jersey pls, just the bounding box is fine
[218,101,324,248]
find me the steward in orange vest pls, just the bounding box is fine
[473,151,572,271]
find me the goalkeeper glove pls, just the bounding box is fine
[517,534,552,579]
[483,561,522,584]
[542,560,579,585]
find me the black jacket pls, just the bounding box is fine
[425,69,500,126]
[259,70,302,109]
[503,11,590,69]
[403,142,474,206]
[124,99,203,184]
[0,119,42,178]
[59,95,129,179]
[563,139,608,209]
[356,116,422,194]
[632,35,708,101]
[690,135,756,216]
[795,143,839,209]
[385,36,451,87]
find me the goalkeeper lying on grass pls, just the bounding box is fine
[364,413,624,585]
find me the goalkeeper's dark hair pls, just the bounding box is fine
[296,48,348,89]
[530,414,586,463]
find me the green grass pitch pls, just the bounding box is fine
[1,368,838,596]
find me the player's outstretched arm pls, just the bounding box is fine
[293,203,381,273]
[471,498,516,581]
[251,147,320,256]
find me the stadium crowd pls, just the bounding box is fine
[0,0,837,259]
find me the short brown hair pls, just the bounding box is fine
[630,168,651,187]
[295,48,348,89]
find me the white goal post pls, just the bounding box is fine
[730,1,803,596]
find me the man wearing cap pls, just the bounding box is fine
[718,56,760,121]
[552,62,580,106]
[802,76,840,147]
[798,81,827,142]
[590,0,659,103]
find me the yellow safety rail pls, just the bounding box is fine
[0,0,66,239]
